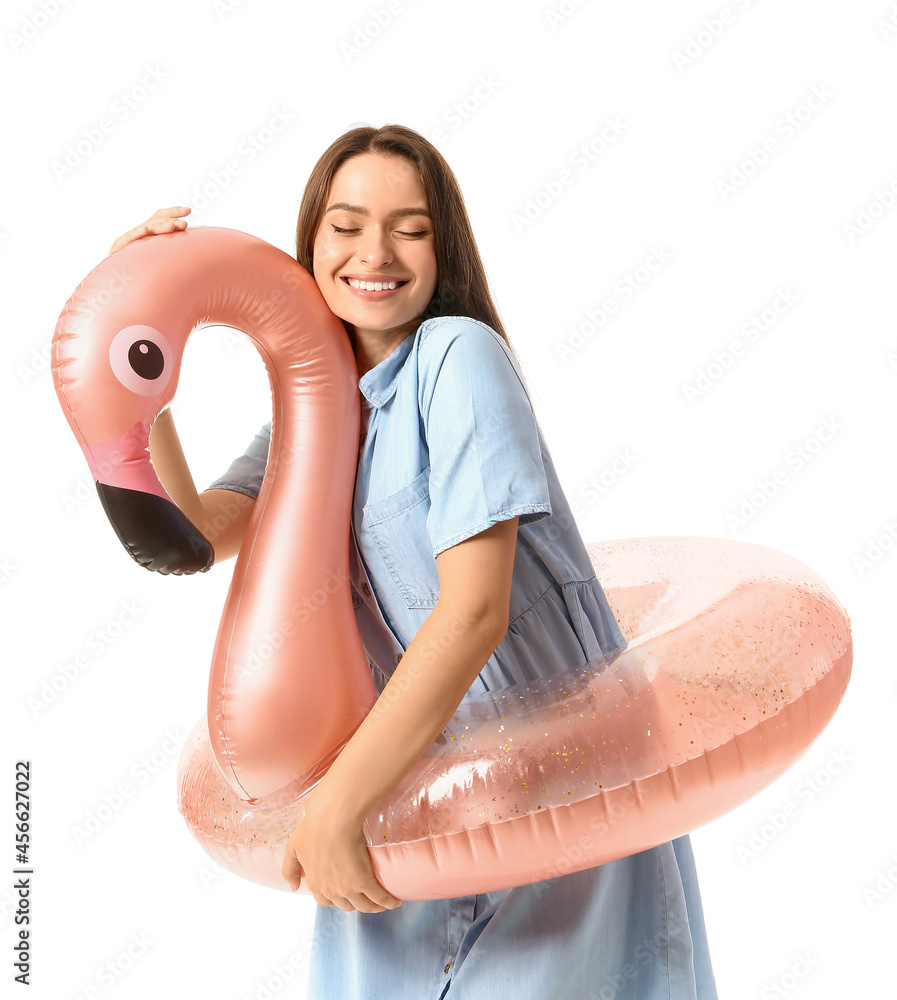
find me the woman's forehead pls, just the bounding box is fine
[327,153,428,207]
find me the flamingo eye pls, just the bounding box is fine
[109,325,174,396]
[129,340,165,379]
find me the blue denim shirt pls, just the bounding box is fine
[206,316,718,1000]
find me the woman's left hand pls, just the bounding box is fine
[281,791,403,913]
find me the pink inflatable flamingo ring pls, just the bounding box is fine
[50,227,853,900]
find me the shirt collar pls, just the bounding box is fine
[357,332,416,408]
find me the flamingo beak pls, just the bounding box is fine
[80,421,214,575]
[95,482,214,575]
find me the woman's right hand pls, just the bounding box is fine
[108,205,191,256]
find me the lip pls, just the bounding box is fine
[340,275,408,298]
[340,274,408,283]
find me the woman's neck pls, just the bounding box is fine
[348,321,419,378]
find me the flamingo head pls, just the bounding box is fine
[51,250,213,575]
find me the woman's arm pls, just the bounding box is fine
[282,515,519,910]
[148,408,255,563]
[323,514,518,820]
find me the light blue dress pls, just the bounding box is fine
[205,316,719,1000]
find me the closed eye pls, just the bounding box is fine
[330,224,429,238]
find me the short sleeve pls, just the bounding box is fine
[418,319,552,558]
[203,420,271,500]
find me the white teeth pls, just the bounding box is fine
[347,278,399,290]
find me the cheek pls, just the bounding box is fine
[312,233,345,270]
[415,247,438,289]
[311,241,329,273]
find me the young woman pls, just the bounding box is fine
[110,124,718,1000]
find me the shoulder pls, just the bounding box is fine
[414,315,513,376]
[413,317,533,426]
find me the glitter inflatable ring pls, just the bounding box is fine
[51,227,853,900]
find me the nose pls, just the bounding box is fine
[357,227,392,268]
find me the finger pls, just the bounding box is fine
[281,850,304,891]
[108,225,147,254]
[362,889,402,911]
[359,866,403,909]
[108,216,187,256]
[145,218,188,235]
[348,842,402,908]
[149,206,192,220]
[349,896,397,914]
[341,888,402,913]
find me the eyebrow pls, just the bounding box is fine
[324,201,431,218]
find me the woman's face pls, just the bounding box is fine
[312,152,438,349]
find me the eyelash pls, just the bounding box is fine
[330,224,428,238]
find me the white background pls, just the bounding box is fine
[3,0,893,997]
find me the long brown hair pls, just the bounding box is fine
[294,123,516,355]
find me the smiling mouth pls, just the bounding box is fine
[341,277,408,292]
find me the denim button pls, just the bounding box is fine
[361,582,371,597]
[444,961,452,973]
[395,652,403,665]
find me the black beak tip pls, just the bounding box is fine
[95,482,214,575]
